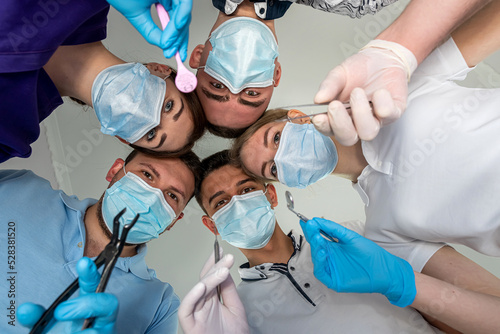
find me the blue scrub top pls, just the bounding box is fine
[0,0,110,163]
[0,170,180,333]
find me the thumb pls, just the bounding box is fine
[17,303,46,328]
[76,257,100,295]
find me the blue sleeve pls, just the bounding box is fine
[145,286,180,334]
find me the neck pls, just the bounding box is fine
[331,138,368,182]
[43,41,125,106]
[83,201,137,258]
[240,222,294,267]
[212,2,277,41]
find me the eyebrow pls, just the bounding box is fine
[173,99,184,122]
[263,127,271,148]
[170,186,186,202]
[208,178,255,206]
[201,87,229,102]
[153,133,167,149]
[139,163,160,178]
[238,97,266,108]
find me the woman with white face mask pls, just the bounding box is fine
[230,2,500,275]
[0,0,204,164]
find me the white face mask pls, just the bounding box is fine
[199,17,279,94]
[92,63,166,143]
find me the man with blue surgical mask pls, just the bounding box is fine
[195,150,500,333]
[0,150,200,333]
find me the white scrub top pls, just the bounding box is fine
[355,38,500,271]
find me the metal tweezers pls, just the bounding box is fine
[30,208,139,334]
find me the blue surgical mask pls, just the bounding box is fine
[211,190,276,249]
[92,63,166,143]
[274,122,338,189]
[200,17,279,94]
[102,167,176,244]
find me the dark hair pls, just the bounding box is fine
[195,150,239,213]
[72,64,206,157]
[206,122,248,139]
[124,149,202,201]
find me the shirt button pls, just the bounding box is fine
[304,283,310,288]
[290,266,295,271]
[77,242,83,248]
[259,7,265,14]
[260,265,265,270]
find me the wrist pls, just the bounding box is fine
[361,40,418,81]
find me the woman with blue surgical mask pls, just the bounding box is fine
[231,108,367,187]
[0,1,205,164]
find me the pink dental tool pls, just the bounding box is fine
[156,4,197,93]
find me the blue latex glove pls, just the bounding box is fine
[106,0,192,60]
[300,218,416,307]
[18,257,118,333]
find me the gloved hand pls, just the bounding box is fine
[106,0,192,60]
[179,250,249,334]
[18,257,118,333]
[312,40,417,146]
[300,218,416,307]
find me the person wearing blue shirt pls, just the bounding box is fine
[0,149,200,333]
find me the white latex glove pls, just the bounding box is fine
[313,40,417,145]
[178,250,249,334]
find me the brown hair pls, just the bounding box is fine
[72,64,206,158]
[230,108,288,182]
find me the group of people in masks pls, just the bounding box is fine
[1,0,499,333]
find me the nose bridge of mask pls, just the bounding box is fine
[91,63,166,143]
[121,166,176,220]
[204,17,279,94]
[274,122,298,182]
[211,190,265,223]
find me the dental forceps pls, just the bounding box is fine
[30,208,139,334]
[277,102,373,122]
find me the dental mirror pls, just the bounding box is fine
[285,191,337,242]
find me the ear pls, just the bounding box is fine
[265,184,279,209]
[116,136,130,145]
[202,215,219,235]
[287,109,308,124]
[166,212,184,231]
[273,60,282,87]
[106,158,125,182]
[189,44,205,69]
[153,63,173,76]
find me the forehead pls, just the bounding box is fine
[201,165,252,199]
[129,154,195,193]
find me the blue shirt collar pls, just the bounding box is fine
[59,192,153,281]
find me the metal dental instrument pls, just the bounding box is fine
[278,102,373,122]
[214,234,222,302]
[285,191,337,243]
[30,209,139,334]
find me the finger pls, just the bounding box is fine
[171,0,193,28]
[178,282,206,327]
[299,220,321,243]
[200,255,233,290]
[311,247,336,290]
[219,268,244,308]
[327,101,359,146]
[311,113,334,137]
[372,89,399,124]
[312,217,360,243]
[178,28,189,62]
[17,303,46,327]
[162,28,189,59]
[199,246,224,278]
[128,13,163,47]
[350,88,380,141]
[76,257,100,295]
[314,66,347,104]
[54,293,118,323]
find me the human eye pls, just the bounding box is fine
[273,131,280,147]
[210,82,226,90]
[142,171,153,181]
[214,198,228,209]
[146,128,156,141]
[245,90,260,97]
[270,163,277,179]
[241,186,255,194]
[167,192,178,202]
[164,100,174,112]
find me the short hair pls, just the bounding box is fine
[195,150,239,214]
[124,149,202,201]
[230,108,288,182]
